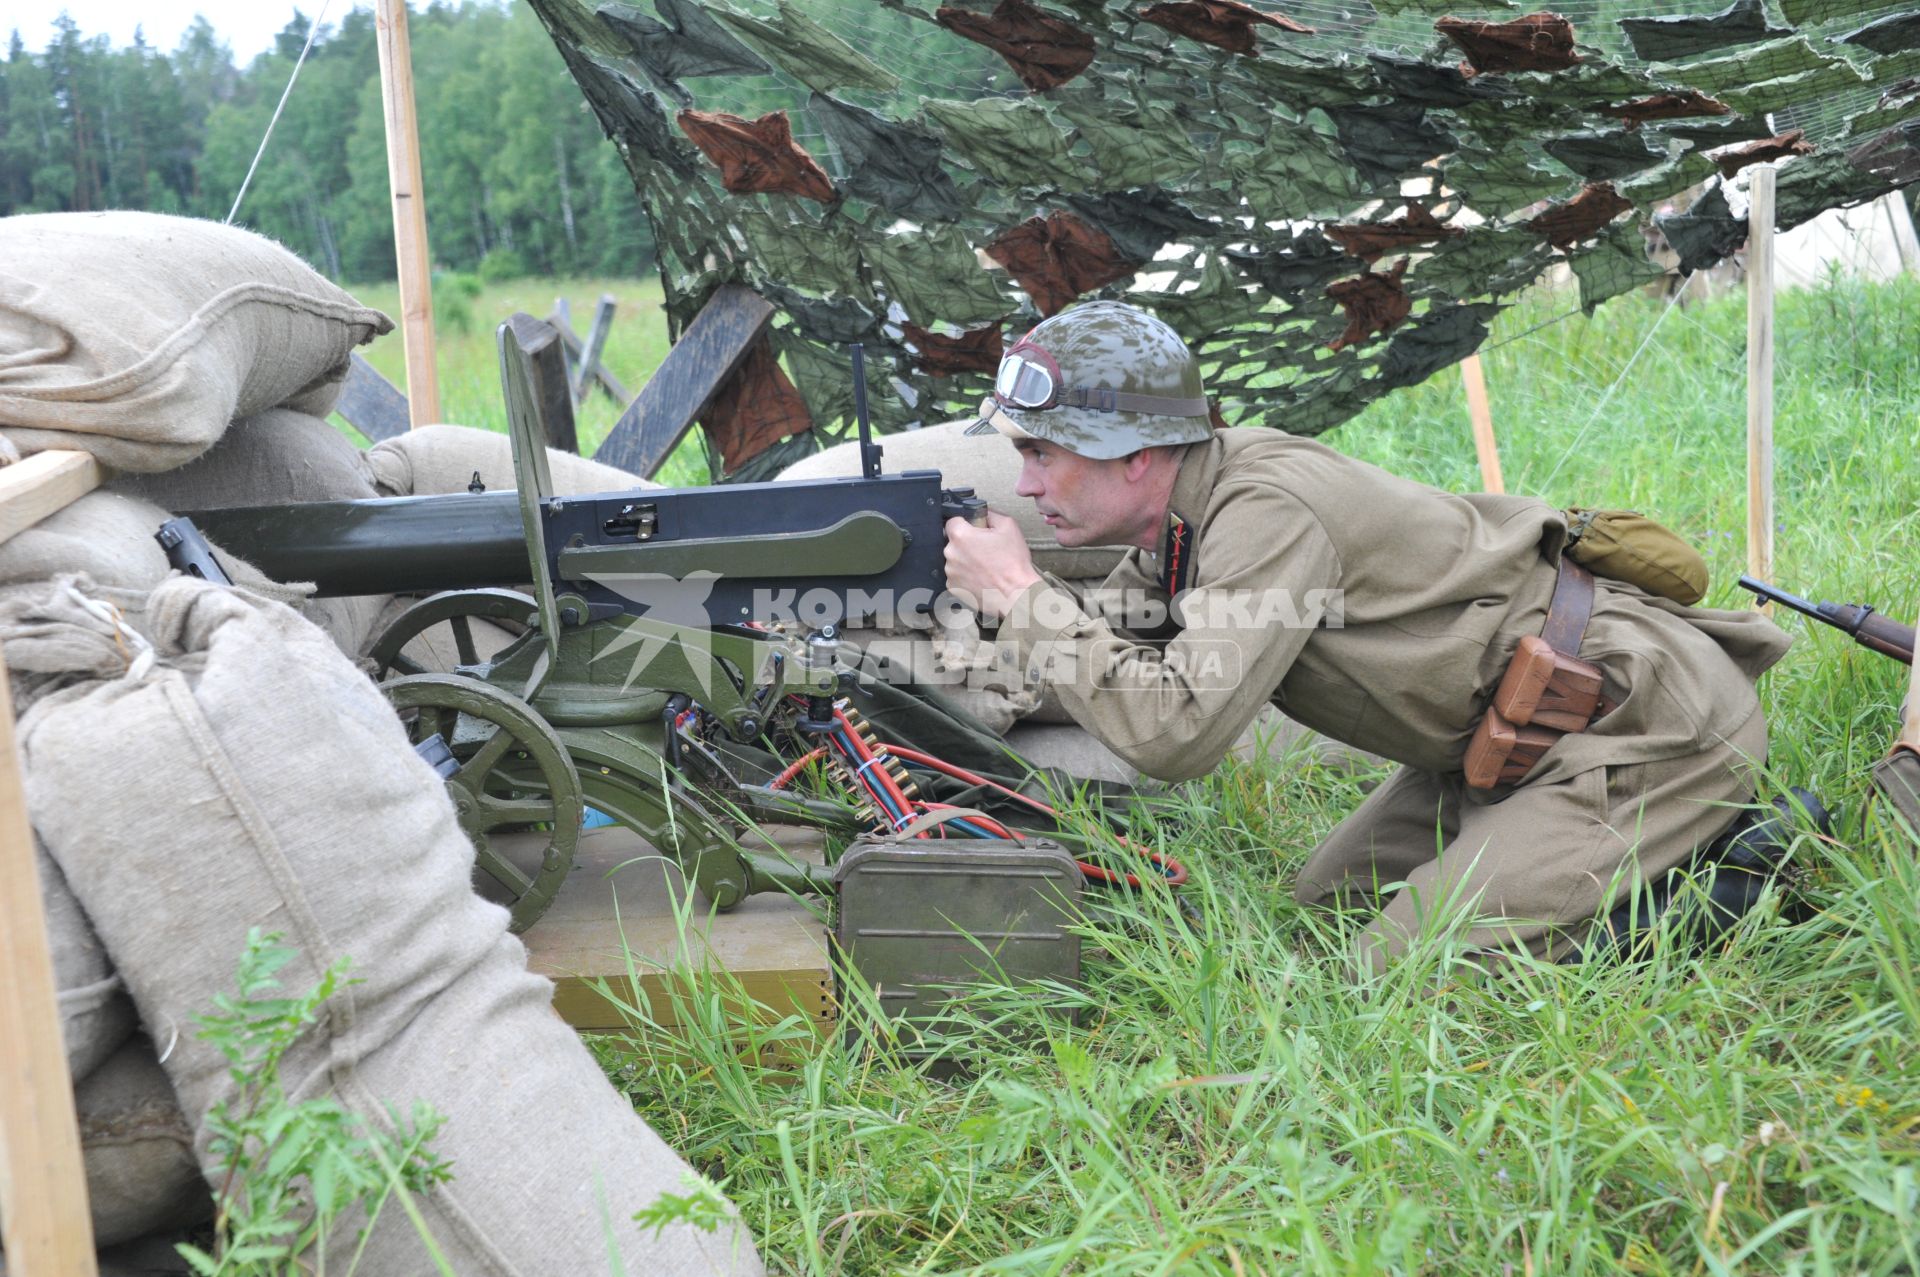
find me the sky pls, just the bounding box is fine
[6,2,357,63]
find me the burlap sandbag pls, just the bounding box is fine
[0,488,374,661]
[16,577,762,1275]
[110,407,378,513]
[366,422,660,497]
[777,417,1127,581]
[0,212,391,471]
[110,407,389,656]
[37,835,136,1080]
[71,1039,210,1248]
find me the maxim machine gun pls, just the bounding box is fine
[180,315,1178,936]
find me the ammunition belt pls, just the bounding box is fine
[1463,558,1614,790]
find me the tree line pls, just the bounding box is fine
[1,3,654,282]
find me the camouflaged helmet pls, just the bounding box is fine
[966,300,1213,460]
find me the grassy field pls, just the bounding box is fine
[356,273,1918,1275]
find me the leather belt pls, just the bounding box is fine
[1463,557,1611,789]
[1542,557,1596,656]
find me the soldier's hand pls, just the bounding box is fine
[944,510,1041,621]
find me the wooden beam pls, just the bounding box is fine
[0,649,99,1276]
[593,286,774,480]
[1747,165,1776,594]
[1882,191,1920,276]
[549,307,633,405]
[375,0,441,427]
[572,294,617,409]
[1461,353,1503,495]
[505,315,580,456]
[0,452,101,548]
[334,354,412,443]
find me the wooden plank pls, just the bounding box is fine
[0,651,100,1276]
[375,0,442,427]
[334,354,412,443]
[1747,165,1776,594]
[1461,353,1503,495]
[509,827,834,1035]
[549,307,634,405]
[593,286,775,480]
[572,294,618,410]
[1902,600,1920,750]
[505,314,580,456]
[1883,191,1920,276]
[0,452,101,548]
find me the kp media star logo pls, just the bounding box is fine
[583,570,725,698]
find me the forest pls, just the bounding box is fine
[0,1,986,283]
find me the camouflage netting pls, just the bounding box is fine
[527,0,1920,477]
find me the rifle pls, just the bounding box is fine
[1736,575,1914,666]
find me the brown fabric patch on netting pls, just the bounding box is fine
[1712,129,1816,178]
[1435,13,1581,76]
[1326,259,1411,353]
[1599,90,1732,129]
[902,322,1005,376]
[676,109,837,203]
[1138,0,1314,55]
[985,212,1138,317]
[1326,204,1465,262]
[702,333,814,471]
[1529,181,1632,249]
[935,0,1096,92]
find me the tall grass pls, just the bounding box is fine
[363,272,1920,1273]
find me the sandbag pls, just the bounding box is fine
[38,837,136,1080]
[777,417,1127,581]
[0,212,390,471]
[15,576,760,1275]
[0,490,372,662]
[110,407,389,656]
[110,407,378,513]
[72,1039,210,1248]
[366,422,659,497]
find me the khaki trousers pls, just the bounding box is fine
[1294,704,1769,970]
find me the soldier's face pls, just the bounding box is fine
[1012,439,1144,548]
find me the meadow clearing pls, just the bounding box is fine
[351,271,1919,1275]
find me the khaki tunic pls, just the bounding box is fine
[999,429,1793,962]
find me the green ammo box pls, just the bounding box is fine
[833,837,1082,1037]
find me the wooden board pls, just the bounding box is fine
[0,452,101,547]
[334,354,412,443]
[593,286,774,480]
[511,825,834,1034]
[375,0,442,426]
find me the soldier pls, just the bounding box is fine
[944,299,1792,970]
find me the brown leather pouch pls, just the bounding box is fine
[1463,706,1561,789]
[1492,635,1606,733]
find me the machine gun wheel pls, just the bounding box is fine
[370,588,539,679]
[384,673,583,933]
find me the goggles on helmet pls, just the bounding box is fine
[992,336,1063,410]
[988,334,1212,418]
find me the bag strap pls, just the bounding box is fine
[887,807,1021,842]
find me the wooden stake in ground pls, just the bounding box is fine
[375,0,440,428]
[1747,164,1776,594]
[0,645,99,1276]
[1461,353,1504,494]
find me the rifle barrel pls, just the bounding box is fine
[1736,574,1820,618]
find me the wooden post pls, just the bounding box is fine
[1882,191,1920,276]
[572,294,617,408]
[0,662,99,1276]
[1461,353,1503,494]
[1747,165,1776,594]
[375,0,441,428]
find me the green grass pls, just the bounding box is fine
[365,273,1920,1274]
